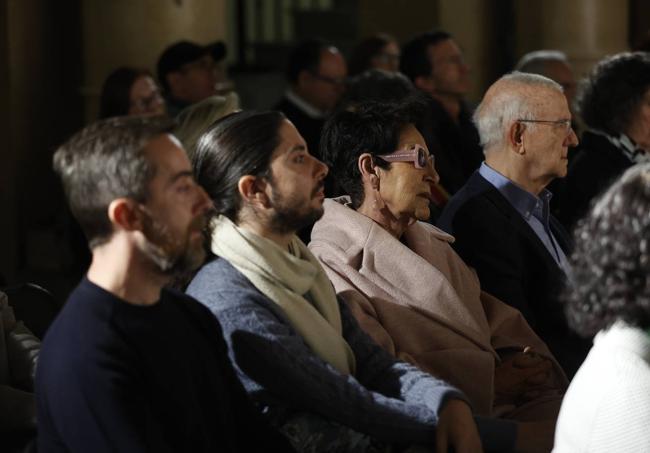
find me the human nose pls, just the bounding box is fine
[566,127,579,147]
[423,154,440,183]
[426,164,440,184]
[312,155,329,179]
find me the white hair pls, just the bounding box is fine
[474,71,564,152]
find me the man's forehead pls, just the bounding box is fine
[144,133,191,169]
[270,121,307,158]
[533,88,569,114]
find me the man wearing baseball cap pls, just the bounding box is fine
[157,40,229,117]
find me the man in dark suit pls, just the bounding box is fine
[274,39,347,158]
[438,72,590,377]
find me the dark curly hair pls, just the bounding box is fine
[564,162,650,337]
[577,52,650,135]
[320,100,423,208]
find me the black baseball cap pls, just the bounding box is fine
[157,40,227,89]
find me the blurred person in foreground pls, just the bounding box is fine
[554,163,650,452]
[38,115,293,452]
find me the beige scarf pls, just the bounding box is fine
[210,216,356,375]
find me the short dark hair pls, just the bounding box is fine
[400,30,451,82]
[286,38,329,84]
[564,162,650,337]
[192,110,285,221]
[321,101,422,208]
[348,33,396,76]
[577,52,650,134]
[99,67,151,119]
[53,115,175,248]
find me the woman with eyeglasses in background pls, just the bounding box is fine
[99,66,166,119]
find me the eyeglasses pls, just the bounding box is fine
[132,90,163,111]
[309,71,347,87]
[517,119,573,133]
[378,144,434,169]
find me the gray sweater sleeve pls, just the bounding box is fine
[189,272,457,445]
[187,261,516,450]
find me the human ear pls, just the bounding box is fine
[237,175,270,208]
[108,198,142,231]
[509,121,526,154]
[358,153,380,187]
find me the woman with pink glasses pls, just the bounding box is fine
[309,101,567,451]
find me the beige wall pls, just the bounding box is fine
[358,0,501,103]
[514,0,629,78]
[81,0,227,121]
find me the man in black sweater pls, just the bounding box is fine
[37,116,293,452]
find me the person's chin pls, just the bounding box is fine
[414,206,430,221]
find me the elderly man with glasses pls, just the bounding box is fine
[438,72,591,378]
[273,38,347,159]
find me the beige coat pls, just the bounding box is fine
[309,198,566,418]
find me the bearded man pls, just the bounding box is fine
[37,116,293,452]
[183,110,527,453]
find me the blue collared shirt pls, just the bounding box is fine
[479,163,570,274]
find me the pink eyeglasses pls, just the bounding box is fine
[378,144,434,169]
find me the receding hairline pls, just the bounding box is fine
[481,73,564,107]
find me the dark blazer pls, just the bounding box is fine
[273,96,325,159]
[418,98,483,196]
[558,131,634,230]
[438,170,590,377]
